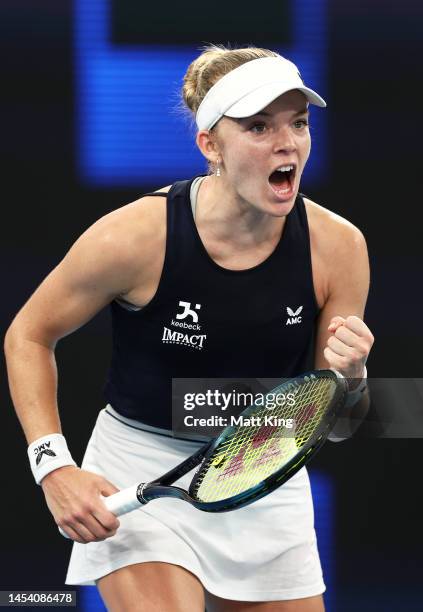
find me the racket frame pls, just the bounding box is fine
[59,370,347,537]
[137,369,347,512]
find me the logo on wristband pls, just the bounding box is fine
[34,441,57,465]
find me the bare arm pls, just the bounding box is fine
[4,201,161,541]
[313,216,374,438]
[4,212,139,443]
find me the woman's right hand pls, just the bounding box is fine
[41,466,121,543]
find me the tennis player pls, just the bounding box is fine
[5,46,374,611]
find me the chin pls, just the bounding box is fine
[267,192,297,215]
[267,203,295,217]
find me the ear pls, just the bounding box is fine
[196,129,221,165]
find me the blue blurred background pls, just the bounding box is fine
[1,1,423,610]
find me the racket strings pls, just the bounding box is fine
[192,377,337,502]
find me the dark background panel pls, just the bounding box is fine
[1,0,423,610]
[112,0,292,46]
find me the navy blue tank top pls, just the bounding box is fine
[103,176,319,428]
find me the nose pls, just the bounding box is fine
[273,126,296,154]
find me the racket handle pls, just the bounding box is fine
[58,484,141,539]
[103,484,141,516]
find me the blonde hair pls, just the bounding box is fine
[181,44,279,121]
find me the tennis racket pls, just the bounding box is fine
[60,369,347,537]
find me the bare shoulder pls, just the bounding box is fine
[61,184,172,300]
[100,184,171,239]
[303,196,369,308]
[303,196,367,259]
[84,185,172,263]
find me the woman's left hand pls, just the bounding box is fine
[324,315,374,379]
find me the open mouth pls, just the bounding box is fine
[268,164,296,196]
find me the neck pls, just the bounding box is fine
[196,175,286,247]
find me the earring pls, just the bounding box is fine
[216,159,221,177]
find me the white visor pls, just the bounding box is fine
[196,56,326,131]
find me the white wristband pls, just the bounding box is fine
[27,433,77,485]
[345,366,368,408]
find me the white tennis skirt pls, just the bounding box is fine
[65,406,325,602]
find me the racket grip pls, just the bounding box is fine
[103,484,141,516]
[58,484,141,539]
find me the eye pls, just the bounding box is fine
[249,122,267,134]
[293,118,309,129]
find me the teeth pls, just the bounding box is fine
[276,165,294,173]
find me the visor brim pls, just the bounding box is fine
[224,82,326,120]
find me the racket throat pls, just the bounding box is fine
[157,439,214,487]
